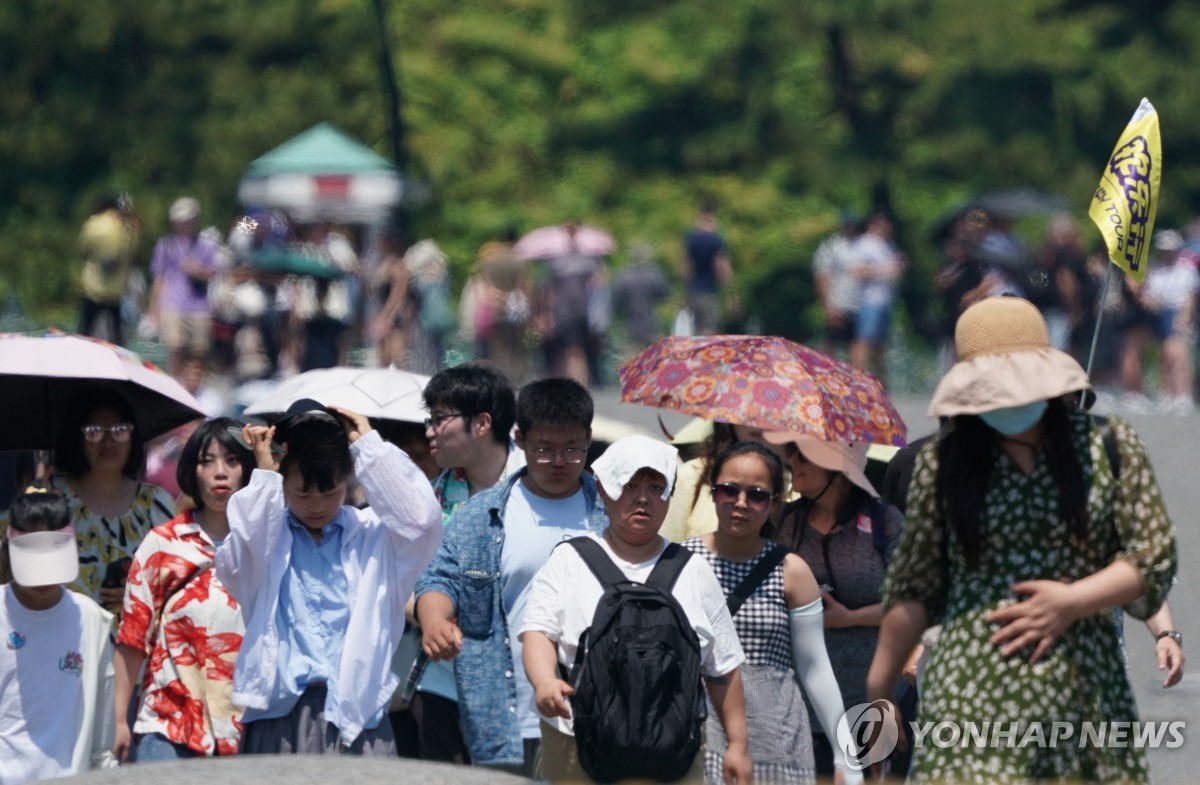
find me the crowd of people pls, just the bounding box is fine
[74,190,1200,418]
[813,207,1200,413]
[0,288,1185,784]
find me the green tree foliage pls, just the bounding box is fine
[4,0,1200,341]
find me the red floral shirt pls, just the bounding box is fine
[117,512,244,755]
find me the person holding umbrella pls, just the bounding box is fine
[764,432,905,779]
[46,388,176,619]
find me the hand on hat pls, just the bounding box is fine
[243,424,280,472]
[329,406,372,444]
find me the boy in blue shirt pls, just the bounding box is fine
[217,401,441,754]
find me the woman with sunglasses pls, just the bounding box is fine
[683,442,861,785]
[48,388,175,617]
[762,433,905,780]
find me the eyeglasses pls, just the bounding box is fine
[711,482,776,512]
[529,447,588,464]
[424,412,467,430]
[81,423,135,443]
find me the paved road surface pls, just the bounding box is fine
[594,390,1196,783]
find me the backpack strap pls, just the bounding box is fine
[1091,415,1121,478]
[645,542,692,593]
[726,543,788,616]
[567,536,628,588]
[869,501,890,562]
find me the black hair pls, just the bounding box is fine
[278,416,352,492]
[176,418,256,509]
[54,388,145,480]
[0,490,72,584]
[423,364,516,446]
[936,397,1087,568]
[709,441,785,496]
[684,422,739,514]
[515,378,593,435]
[92,195,121,215]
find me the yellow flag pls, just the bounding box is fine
[1088,98,1162,283]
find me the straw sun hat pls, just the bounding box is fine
[928,296,1090,418]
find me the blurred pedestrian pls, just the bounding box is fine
[868,297,1177,783]
[371,231,413,368]
[1135,230,1198,414]
[148,197,220,377]
[813,211,861,358]
[459,232,532,383]
[612,243,670,356]
[1029,215,1087,352]
[535,224,605,384]
[850,212,905,381]
[683,199,736,335]
[78,194,139,346]
[404,240,455,375]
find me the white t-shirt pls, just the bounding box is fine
[0,586,114,785]
[519,532,745,736]
[1144,261,1200,312]
[501,482,591,738]
[854,233,900,306]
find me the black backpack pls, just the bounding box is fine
[564,537,707,784]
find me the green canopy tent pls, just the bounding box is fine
[237,122,405,224]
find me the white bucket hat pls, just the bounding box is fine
[591,434,678,501]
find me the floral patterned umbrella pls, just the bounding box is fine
[618,335,907,445]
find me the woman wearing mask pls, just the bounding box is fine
[868,296,1177,783]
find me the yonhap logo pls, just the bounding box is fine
[837,700,901,771]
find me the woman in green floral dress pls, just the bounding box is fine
[868,297,1177,784]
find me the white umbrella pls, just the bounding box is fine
[243,367,430,423]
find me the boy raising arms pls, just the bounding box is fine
[217,402,441,754]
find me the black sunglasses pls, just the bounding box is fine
[711,482,775,512]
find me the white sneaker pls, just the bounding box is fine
[1119,392,1154,414]
[1160,395,1195,416]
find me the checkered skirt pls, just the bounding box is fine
[684,539,815,784]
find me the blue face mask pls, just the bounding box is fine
[978,400,1048,436]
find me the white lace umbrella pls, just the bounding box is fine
[243,366,430,423]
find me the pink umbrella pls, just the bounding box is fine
[513,224,617,260]
[0,331,206,450]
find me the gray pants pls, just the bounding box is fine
[240,684,397,756]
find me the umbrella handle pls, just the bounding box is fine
[656,412,675,442]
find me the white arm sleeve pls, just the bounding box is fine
[790,599,863,785]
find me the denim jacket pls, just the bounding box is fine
[415,468,609,766]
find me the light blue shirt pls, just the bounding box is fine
[242,510,379,727]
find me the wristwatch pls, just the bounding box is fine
[1155,630,1183,646]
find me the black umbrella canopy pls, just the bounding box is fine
[0,377,205,451]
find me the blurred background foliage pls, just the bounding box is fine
[3,0,1199,342]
